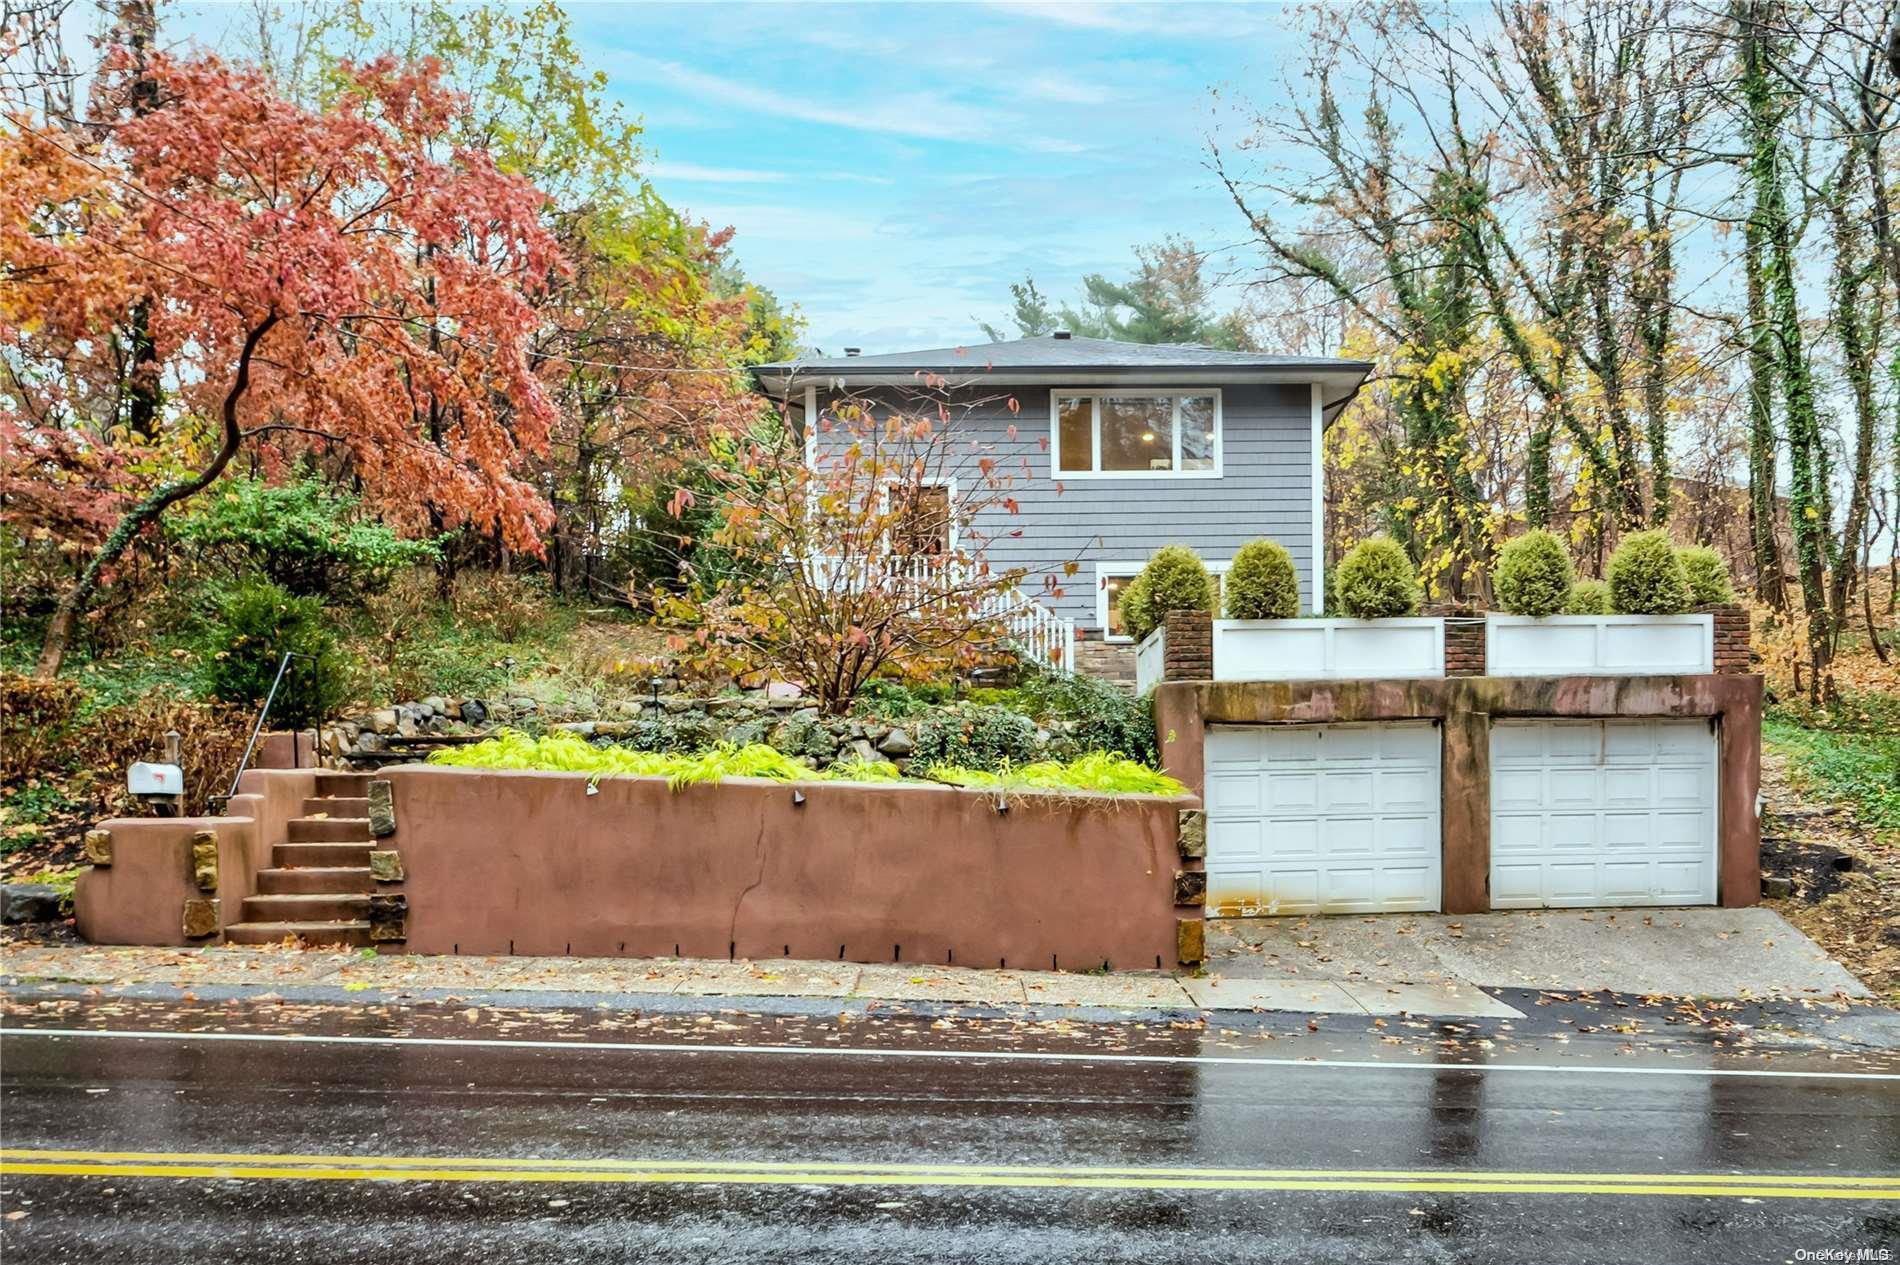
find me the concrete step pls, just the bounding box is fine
[273,842,374,868]
[287,817,372,843]
[224,920,371,948]
[301,796,370,817]
[256,866,375,895]
[241,893,370,923]
[315,772,372,795]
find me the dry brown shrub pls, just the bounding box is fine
[1,673,82,782]
[73,693,254,815]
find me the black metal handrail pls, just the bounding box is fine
[217,650,306,808]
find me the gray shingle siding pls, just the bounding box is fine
[812,383,1317,632]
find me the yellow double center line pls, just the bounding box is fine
[4,1149,1897,1200]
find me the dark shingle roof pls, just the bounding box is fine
[752,333,1371,376]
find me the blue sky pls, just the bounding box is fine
[561,1,1308,353]
[148,1,1310,352]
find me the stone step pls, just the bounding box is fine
[301,797,369,817]
[288,817,373,843]
[315,772,372,795]
[273,842,374,868]
[256,866,375,895]
[224,920,371,948]
[241,893,370,923]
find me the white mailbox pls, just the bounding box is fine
[127,762,184,797]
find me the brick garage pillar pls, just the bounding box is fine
[1443,618,1487,677]
[1705,603,1752,674]
[1161,609,1213,682]
[1440,708,1491,914]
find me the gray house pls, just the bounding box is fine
[752,333,1372,677]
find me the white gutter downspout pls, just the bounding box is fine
[1310,381,1325,615]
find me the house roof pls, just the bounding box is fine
[750,333,1373,423]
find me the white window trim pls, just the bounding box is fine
[1050,388,1224,480]
[1096,559,1231,644]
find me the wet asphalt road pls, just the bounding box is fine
[2,993,1897,1263]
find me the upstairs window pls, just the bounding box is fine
[1054,390,1221,478]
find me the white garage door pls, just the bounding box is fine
[1491,720,1718,908]
[1203,723,1441,916]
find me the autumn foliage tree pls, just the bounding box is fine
[651,387,1074,714]
[1,50,562,675]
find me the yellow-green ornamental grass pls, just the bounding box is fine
[430,729,1185,796]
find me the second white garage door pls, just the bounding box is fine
[1491,720,1718,908]
[1204,722,1441,916]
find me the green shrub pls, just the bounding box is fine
[1224,538,1301,620]
[1122,546,1213,642]
[909,702,1040,771]
[1332,536,1420,618]
[1493,529,1574,617]
[174,478,438,601]
[1562,579,1611,615]
[198,579,346,727]
[1606,529,1690,615]
[621,711,720,754]
[851,679,953,720]
[1010,668,1156,765]
[1677,545,1735,606]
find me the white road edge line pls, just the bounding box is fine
[3,1026,1896,1082]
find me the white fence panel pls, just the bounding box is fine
[1212,618,1444,682]
[1484,614,1712,677]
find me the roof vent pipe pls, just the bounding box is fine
[1052,330,1072,340]
[843,347,861,357]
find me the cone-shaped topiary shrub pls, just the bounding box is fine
[1677,545,1735,606]
[1225,538,1301,620]
[1562,578,1610,614]
[1122,545,1213,643]
[1493,529,1574,617]
[1606,529,1690,614]
[1333,536,1420,618]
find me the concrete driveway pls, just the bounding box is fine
[1208,907,1870,1001]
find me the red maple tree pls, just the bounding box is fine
[1,51,563,674]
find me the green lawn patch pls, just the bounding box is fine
[1764,705,1900,832]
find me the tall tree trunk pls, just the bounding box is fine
[1742,217,1785,609]
[111,0,163,442]
[1741,4,1831,698]
[36,314,278,677]
[1826,179,1881,639]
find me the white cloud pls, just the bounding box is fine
[1022,70,1114,106]
[646,161,787,184]
[608,53,1002,143]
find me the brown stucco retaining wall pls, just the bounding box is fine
[1155,673,1762,914]
[378,766,1192,970]
[75,817,255,946]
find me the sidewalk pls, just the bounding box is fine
[2,907,1867,1023]
[1,941,1518,1019]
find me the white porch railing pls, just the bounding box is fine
[801,555,1075,674]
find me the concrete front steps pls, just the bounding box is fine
[224,772,379,948]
